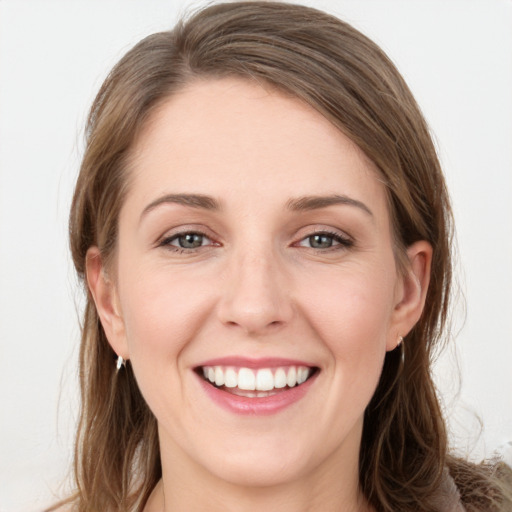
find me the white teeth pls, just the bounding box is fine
[256,369,274,391]
[274,368,287,388]
[297,367,309,384]
[202,365,313,392]
[214,366,224,387]
[238,368,256,390]
[224,367,237,388]
[286,366,297,387]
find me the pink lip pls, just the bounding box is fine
[195,356,315,369]
[194,361,319,416]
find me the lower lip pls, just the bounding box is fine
[197,372,318,415]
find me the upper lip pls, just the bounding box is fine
[195,356,317,370]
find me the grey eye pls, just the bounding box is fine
[173,233,206,248]
[297,231,352,250]
[307,234,335,249]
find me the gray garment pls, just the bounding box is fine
[433,469,466,512]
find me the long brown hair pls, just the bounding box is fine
[54,2,511,510]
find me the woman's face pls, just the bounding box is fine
[90,78,428,488]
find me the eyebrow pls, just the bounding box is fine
[140,192,373,221]
[286,194,373,217]
[141,193,221,220]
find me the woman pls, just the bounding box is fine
[50,2,511,511]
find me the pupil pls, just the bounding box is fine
[310,234,332,248]
[180,233,203,248]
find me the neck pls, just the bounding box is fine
[145,423,373,512]
[149,477,370,512]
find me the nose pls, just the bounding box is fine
[217,249,293,335]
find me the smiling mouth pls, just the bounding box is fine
[196,365,319,398]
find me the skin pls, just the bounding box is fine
[87,78,431,512]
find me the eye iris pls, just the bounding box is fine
[179,233,204,248]
[309,234,333,248]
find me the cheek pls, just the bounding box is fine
[117,265,216,366]
[301,263,395,340]
[298,261,396,390]
[116,266,220,429]
[287,263,396,460]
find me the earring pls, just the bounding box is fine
[397,335,405,365]
[116,355,126,371]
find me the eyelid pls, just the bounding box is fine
[156,225,220,250]
[293,227,354,249]
[154,224,353,252]
[167,232,212,247]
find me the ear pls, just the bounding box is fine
[386,240,432,351]
[86,247,129,360]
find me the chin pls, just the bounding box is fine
[207,426,345,489]
[204,453,308,488]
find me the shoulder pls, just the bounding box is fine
[447,457,512,512]
[435,468,466,512]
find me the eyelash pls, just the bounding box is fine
[296,230,353,251]
[158,229,353,253]
[158,231,215,253]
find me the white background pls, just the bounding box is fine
[0,1,511,510]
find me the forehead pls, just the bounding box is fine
[126,77,387,218]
